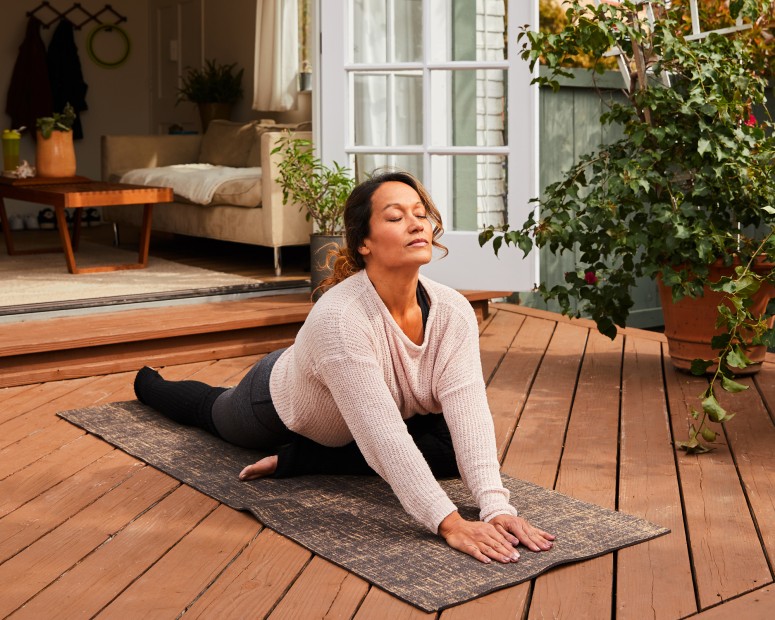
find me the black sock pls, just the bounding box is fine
[134,366,227,437]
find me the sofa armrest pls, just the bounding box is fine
[260,130,314,247]
[101,134,202,182]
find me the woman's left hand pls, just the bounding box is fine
[488,514,555,552]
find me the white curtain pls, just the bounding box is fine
[253,0,299,112]
[352,0,423,177]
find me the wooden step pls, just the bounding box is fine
[0,291,501,388]
[0,294,313,388]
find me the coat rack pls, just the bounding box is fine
[26,1,127,31]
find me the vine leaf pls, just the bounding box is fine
[721,375,748,393]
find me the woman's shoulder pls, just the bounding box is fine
[304,271,374,329]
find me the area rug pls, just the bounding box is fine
[58,401,669,612]
[0,242,276,315]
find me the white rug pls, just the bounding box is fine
[1,242,268,310]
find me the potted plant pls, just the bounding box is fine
[272,132,356,298]
[177,59,244,131]
[36,103,76,177]
[480,0,775,453]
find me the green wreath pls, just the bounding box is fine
[86,24,131,69]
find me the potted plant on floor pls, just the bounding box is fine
[36,103,76,177]
[480,0,775,452]
[177,59,244,131]
[272,132,356,299]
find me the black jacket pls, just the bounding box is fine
[5,17,53,133]
[47,19,88,139]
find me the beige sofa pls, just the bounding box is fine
[101,122,312,276]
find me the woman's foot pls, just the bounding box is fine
[239,455,278,480]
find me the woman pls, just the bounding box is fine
[134,170,555,565]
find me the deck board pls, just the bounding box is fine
[487,316,555,461]
[0,301,773,618]
[183,529,311,618]
[616,337,696,619]
[12,485,216,620]
[663,357,772,608]
[528,331,624,619]
[98,505,261,618]
[268,557,369,619]
[716,376,775,573]
[500,321,588,487]
[0,466,178,618]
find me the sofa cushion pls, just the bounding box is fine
[211,175,263,207]
[198,120,257,167]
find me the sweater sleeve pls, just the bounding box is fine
[317,350,458,534]
[435,304,519,523]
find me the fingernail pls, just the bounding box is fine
[512,553,520,561]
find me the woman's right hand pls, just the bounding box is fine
[438,511,521,564]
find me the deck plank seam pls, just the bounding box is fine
[3,458,146,559]
[95,500,221,618]
[720,390,775,582]
[662,345,704,614]
[612,333,628,620]
[177,525,266,619]
[262,548,317,619]
[752,373,775,427]
[4,470,184,617]
[495,318,559,467]
[550,326,591,492]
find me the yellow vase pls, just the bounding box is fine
[36,130,76,177]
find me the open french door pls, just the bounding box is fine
[316,0,538,291]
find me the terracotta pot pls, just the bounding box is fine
[658,259,775,375]
[197,103,232,132]
[36,130,76,177]
[310,234,345,301]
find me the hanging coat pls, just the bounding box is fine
[47,19,88,140]
[5,16,53,134]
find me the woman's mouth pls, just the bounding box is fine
[407,239,429,247]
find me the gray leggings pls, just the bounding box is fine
[211,348,294,450]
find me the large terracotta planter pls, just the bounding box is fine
[310,234,345,301]
[658,260,775,375]
[36,130,76,177]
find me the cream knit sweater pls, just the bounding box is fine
[269,269,518,533]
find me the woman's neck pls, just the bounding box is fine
[364,265,421,328]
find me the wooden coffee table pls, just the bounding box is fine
[0,178,173,274]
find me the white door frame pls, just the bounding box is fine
[315,0,539,292]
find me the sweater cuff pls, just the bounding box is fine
[481,504,519,523]
[429,498,459,535]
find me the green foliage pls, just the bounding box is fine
[36,103,76,139]
[272,133,356,236]
[177,59,244,105]
[481,0,775,453]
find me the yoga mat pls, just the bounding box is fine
[58,401,669,612]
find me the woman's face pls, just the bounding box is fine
[358,181,433,271]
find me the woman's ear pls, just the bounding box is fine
[357,242,370,257]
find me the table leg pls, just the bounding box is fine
[0,196,15,255]
[55,205,79,273]
[71,208,82,252]
[63,202,156,274]
[137,203,154,267]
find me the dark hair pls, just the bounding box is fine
[318,168,448,293]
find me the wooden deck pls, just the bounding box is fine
[1,301,774,619]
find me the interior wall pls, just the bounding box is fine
[202,0,311,126]
[1,0,311,219]
[0,0,151,217]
